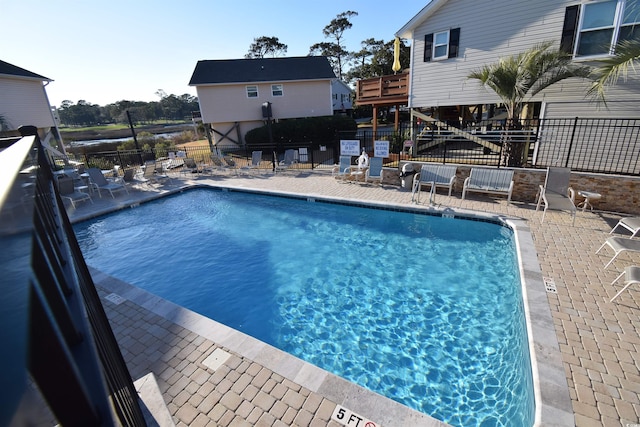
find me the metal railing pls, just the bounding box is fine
[343,117,640,175]
[55,116,640,176]
[0,129,146,426]
[73,141,340,173]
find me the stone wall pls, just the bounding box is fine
[382,163,640,215]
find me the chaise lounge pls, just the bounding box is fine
[87,168,128,198]
[596,236,640,269]
[609,266,640,302]
[610,217,640,238]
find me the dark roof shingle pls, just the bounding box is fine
[189,56,335,86]
[0,60,51,81]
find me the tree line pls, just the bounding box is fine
[246,11,410,84]
[57,90,199,127]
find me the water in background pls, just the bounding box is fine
[74,189,534,427]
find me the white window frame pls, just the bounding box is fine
[432,30,450,61]
[271,84,283,97]
[575,0,640,58]
[246,85,258,98]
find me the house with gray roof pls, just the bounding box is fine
[189,56,336,148]
[0,60,59,137]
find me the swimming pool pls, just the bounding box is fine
[74,188,535,426]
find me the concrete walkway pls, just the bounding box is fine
[67,169,640,427]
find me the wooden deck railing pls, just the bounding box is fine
[355,72,409,106]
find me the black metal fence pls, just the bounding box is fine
[0,130,146,425]
[74,141,340,172]
[345,117,640,175]
[62,117,640,176]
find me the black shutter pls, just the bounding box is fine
[560,5,580,54]
[424,33,433,62]
[448,28,460,58]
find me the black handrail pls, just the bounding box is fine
[0,130,146,426]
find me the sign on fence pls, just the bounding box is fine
[340,140,360,156]
[374,140,389,158]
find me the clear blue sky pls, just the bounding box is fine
[1,0,428,107]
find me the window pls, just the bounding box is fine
[424,28,460,62]
[563,0,640,57]
[246,85,258,98]
[271,84,283,96]
[433,31,450,59]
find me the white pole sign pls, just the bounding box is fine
[374,140,389,158]
[340,140,361,156]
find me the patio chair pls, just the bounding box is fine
[609,266,640,302]
[139,161,169,186]
[57,175,92,208]
[208,155,232,174]
[275,149,295,173]
[536,167,576,225]
[365,156,384,185]
[223,156,240,175]
[332,156,353,181]
[87,167,128,198]
[596,236,640,269]
[412,164,458,204]
[242,150,262,174]
[610,217,640,238]
[181,158,199,176]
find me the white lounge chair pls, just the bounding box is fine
[57,175,92,208]
[217,156,238,175]
[610,217,640,238]
[208,155,232,174]
[536,167,576,225]
[275,149,295,173]
[181,158,199,176]
[411,164,457,204]
[87,167,128,198]
[365,157,384,185]
[609,266,640,302]
[332,156,353,181]
[244,150,263,173]
[139,161,169,186]
[596,237,640,269]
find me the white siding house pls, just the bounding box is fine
[189,57,336,148]
[397,0,640,119]
[0,60,57,134]
[331,80,353,114]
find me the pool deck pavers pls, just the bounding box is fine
[67,169,640,427]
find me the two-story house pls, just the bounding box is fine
[331,80,353,115]
[397,0,640,120]
[189,56,336,149]
[0,60,63,151]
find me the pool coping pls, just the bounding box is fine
[80,183,573,426]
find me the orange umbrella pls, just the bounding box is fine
[392,37,402,73]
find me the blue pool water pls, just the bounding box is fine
[74,189,534,426]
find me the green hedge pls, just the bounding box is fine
[245,115,357,145]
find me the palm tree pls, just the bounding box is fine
[468,41,592,166]
[588,40,640,103]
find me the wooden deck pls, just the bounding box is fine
[355,73,409,106]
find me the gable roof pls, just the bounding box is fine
[0,59,51,82]
[189,56,336,86]
[396,0,448,39]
